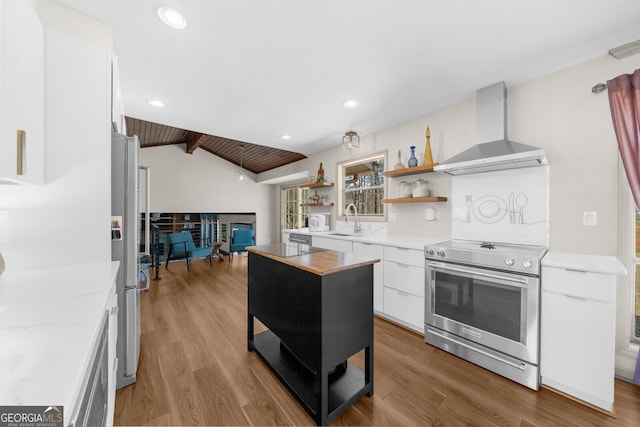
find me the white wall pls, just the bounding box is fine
[263,53,640,253]
[139,144,278,246]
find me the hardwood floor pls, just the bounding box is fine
[115,255,640,426]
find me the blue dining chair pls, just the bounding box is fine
[165,231,212,271]
[229,228,254,261]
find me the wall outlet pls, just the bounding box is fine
[583,211,597,226]
[388,212,398,222]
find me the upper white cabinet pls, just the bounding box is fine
[111,54,126,134]
[0,0,45,185]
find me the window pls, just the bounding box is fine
[337,151,387,221]
[282,186,309,230]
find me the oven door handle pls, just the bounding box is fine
[428,328,526,371]
[427,262,528,287]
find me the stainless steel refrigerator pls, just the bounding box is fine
[111,132,140,389]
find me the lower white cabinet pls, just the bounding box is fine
[383,287,424,329]
[383,246,425,332]
[540,252,625,413]
[353,242,384,312]
[312,236,353,253]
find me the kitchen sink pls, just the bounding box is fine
[328,232,362,237]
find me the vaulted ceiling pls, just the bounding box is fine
[125,117,306,174]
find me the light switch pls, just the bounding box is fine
[583,211,597,226]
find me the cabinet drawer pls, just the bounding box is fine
[542,267,616,302]
[383,260,424,297]
[353,242,383,258]
[312,236,352,253]
[384,246,423,267]
[383,287,424,331]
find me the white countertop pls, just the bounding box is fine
[306,231,444,251]
[0,261,119,415]
[541,251,626,275]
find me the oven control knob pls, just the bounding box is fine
[426,248,435,256]
[436,249,446,257]
[522,259,533,269]
[505,257,514,266]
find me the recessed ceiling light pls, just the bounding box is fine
[281,134,292,140]
[343,99,360,109]
[157,7,187,30]
[147,99,166,108]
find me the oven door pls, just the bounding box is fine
[425,260,539,364]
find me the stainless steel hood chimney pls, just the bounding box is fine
[434,82,548,176]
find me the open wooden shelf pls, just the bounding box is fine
[383,196,447,204]
[382,164,439,178]
[301,203,334,207]
[300,182,334,188]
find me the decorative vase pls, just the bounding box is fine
[316,162,325,183]
[408,146,418,167]
[394,150,404,170]
[424,126,434,166]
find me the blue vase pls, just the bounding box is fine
[408,146,418,167]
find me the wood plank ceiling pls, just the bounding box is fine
[125,116,307,174]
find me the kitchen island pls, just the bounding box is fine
[247,243,379,426]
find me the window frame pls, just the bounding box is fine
[281,184,309,232]
[336,150,388,222]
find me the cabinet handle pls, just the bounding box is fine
[17,130,26,175]
[396,247,410,251]
[396,263,409,268]
[396,291,409,297]
[564,294,587,301]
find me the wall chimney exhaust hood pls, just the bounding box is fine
[434,82,548,176]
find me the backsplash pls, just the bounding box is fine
[451,166,549,247]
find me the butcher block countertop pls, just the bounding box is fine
[247,244,380,276]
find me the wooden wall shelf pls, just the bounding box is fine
[300,182,334,188]
[382,164,439,178]
[301,203,334,207]
[383,196,447,204]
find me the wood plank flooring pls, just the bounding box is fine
[115,255,640,426]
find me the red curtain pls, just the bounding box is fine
[607,69,640,385]
[608,69,640,209]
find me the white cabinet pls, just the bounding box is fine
[353,242,384,312]
[0,0,45,185]
[106,280,118,426]
[383,246,425,332]
[312,235,353,253]
[111,54,126,134]
[540,252,625,413]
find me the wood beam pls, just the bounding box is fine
[186,134,207,154]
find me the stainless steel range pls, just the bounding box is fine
[424,239,547,390]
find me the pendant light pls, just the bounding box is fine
[343,131,360,150]
[235,144,247,181]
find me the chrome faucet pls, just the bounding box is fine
[345,203,361,233]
